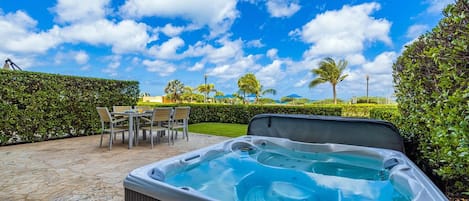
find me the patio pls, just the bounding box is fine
[0,133,230,201]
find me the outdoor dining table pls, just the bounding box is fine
[111,110,152,149]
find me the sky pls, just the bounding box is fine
[0,0,453,100]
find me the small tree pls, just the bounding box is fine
[255,85,276,103]
[309,57,349,104]
[196,83,216,102]
[237,73,260,104]
[164,80,184,103]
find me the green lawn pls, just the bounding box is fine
[188,122,248,138]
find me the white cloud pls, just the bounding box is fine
[80,64,91,71]
[51,0,110,23]
[108,60,120,69]
[183,37,244,64]
[60,19,150,53]
[54,50,89,65]
[208,54,260,80]
[119,0,239,37]
[362,51,396,74]
[246,39,265,48]
[345,54,366,66]
[74,50,89,64]
[425,0,453,14]
[142,59,176,76]
[188,62,204,71]
[287,57,320,74]
[0,11,61,54]
[406,24,429,39]
[266,48,278,59]
[148,37,185,59]
[288,28,301,38]
[339,51,397,97]
[256,60,286,87]
[0,8,151,56]
[0,52,36,69]
[266,0,301,18]
[102,55,121,76]
[159,24,185,37]
[299,2,391,58]
[206,38,244,63]
[294,77,310,87]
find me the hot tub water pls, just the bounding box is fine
[161,140,410,201]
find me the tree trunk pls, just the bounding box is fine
[243,92,246,104]
[333,84,337,104]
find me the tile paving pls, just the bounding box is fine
[0,133,230,201]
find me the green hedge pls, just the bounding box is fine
[340,104,397,118]
[138,103,342,124]
[392,0,469,196]
[0,70,139,145]
[370,108,401,126]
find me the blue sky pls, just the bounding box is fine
[0,0,452,100]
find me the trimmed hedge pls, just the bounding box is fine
[0,70,139,144]
[370,108,401,126]
[138,102,342,124]
[392,0,469,196]
[340,104,397,118]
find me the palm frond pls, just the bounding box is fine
[262,88,277,95]
[309,78,325,88]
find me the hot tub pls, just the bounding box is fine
[124,136,447,201]
[124,114,447,201]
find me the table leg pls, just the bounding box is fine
[128,115,133,149]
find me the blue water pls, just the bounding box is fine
[163,146,411,201]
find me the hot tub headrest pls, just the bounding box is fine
[247,114,405,153]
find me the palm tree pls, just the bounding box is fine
[139,92,150,98]
[164,80,184,103]
[309,57,349,104]
[196,83,216,102]
[238,73,260,104]
[256,85,276,103]
[181,86,195,103]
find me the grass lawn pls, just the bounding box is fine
[188,122,248,138]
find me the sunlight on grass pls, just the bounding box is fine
[188,123,248,138]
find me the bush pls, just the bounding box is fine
[370,108,401,125]
[341,104,397,118]
[0,70,139,145]
[354,96,391,104]
[310,98,345,104]
[393,0,469,196]
[137,103,342,124]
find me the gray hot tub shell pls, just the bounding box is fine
[124,114,447,201]
[124,136,447,201]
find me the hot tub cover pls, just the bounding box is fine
[247,114,405,152]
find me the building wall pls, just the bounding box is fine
[142,96,163,103]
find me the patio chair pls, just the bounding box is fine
[135,105,153,113]
[112,106,133,138]
[96,107,129,150]
[170,107,190,141]
[140,107,173,148]
[134,106,153,141]
[113,105,133,112]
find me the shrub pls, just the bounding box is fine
[341,104,397,118]
[353,96,391,104]
[310,98,345,104]
[392,0,469,196]
[0,70,139,145]
[137,103,342,124]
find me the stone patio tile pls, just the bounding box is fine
[0,133,230,201]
